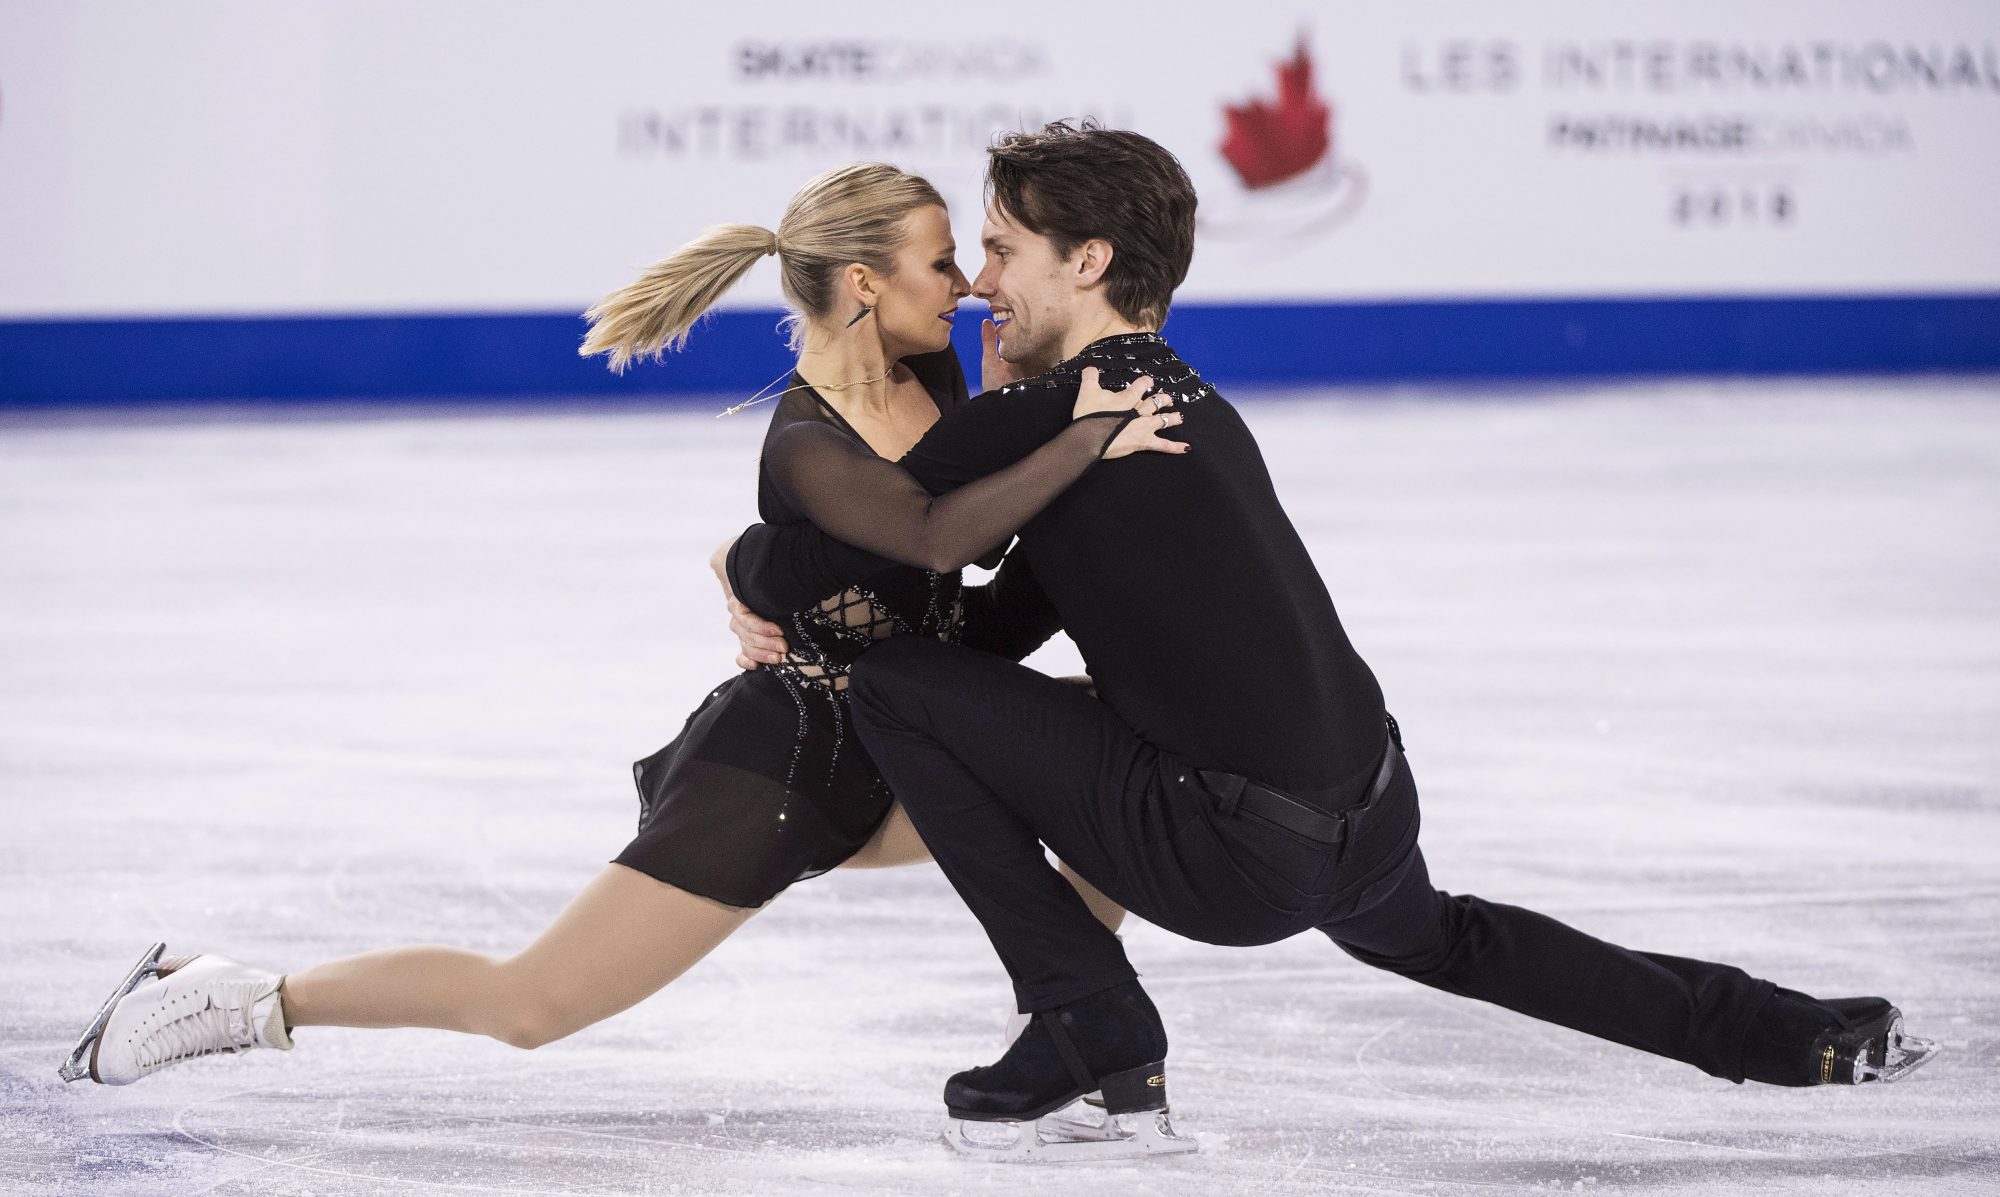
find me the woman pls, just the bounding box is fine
[62,162,1184,1087]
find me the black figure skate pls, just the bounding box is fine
[1745,989,1939,1086]
[943,980,1196,1163]
[1809,996,1939,1084]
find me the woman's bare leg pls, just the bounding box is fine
[280,865,753,1050]
[842,803,1126,933]
[840,802,932,869]
[1056,860,1125,934]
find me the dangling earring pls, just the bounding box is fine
[845,305,874,328]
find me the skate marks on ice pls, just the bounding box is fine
[10,1054,952,1196]
[1136,942,1999,1195]
[1340,1005,1989,1190]
[165,1078,935,1194]
[5,383,1999,1194]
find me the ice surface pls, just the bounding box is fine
[4,379,1997,1195]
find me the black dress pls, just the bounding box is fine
[611,349,1127,907]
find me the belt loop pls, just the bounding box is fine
[1200,770,1247,817]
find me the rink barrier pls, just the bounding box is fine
[3,293,1997,407]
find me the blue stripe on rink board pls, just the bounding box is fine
[3,294,1998,407]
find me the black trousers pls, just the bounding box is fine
[848,636,1777,1083]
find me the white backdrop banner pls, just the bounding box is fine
[3,1,1998,320]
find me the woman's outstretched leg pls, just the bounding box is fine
[282,864,754,1048]
[77,865,754,1083]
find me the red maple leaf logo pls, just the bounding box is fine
[1220,37,1332,190]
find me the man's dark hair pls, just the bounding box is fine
[985,120,1197,328]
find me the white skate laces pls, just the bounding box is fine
[89,954,292,1085]
[130,990,269,1069]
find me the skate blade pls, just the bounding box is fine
[1037,1099,1130,1143]
[944,1108,1197,1163]
[58,943,167,1083]
[1860,1018,1941,1084]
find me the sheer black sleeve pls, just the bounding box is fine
[959,548,1063,661]
[760,407,1127,575]
[727,379,1090,619]
[897,386,1079,495]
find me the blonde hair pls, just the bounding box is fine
[580,162,946,373]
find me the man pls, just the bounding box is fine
[723,121,1935,1162]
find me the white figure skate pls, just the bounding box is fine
[59,944,292,1085]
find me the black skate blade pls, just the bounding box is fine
[57,943,166,1083]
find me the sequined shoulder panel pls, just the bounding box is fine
[988,331,1217,407]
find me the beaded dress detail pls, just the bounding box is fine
[766,573,963,790]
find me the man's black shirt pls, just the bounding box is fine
[729,333,1386,794]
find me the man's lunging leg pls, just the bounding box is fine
[845,636,1184,1142]
[846,637,1141,1012]
[1321,840,1773,1081]
[1321,773,1934,1085]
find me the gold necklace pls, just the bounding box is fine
[715,365,895,419]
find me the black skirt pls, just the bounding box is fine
[612,669,895,908]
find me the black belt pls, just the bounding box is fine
[1200,717,1404,847]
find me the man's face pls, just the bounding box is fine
[970,202,1075,374]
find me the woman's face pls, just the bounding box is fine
[866,205,970,358]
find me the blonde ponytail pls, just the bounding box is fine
[582,163,945,373]
[580,224,778,374]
